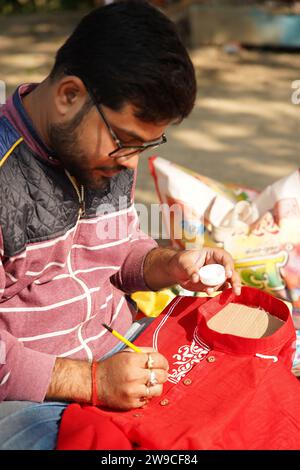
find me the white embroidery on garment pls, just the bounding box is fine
[168,330,210,384]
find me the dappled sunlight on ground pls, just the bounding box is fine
[0,11,81,89]
[137,46,300,207]
[0,13,298,209]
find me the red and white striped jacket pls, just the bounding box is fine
[0,89,157,402]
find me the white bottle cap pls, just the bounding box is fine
[198,264,226,287]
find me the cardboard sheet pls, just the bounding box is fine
[207,302,284,338]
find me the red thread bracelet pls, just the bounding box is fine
[91,361,101,406]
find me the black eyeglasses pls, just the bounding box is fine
[78,79,167,160]
[93,97,167,159]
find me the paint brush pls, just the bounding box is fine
[102,323,143,353]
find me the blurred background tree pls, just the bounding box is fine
[0,0,298,14]
[0,0,106,14]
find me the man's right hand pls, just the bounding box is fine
[46,347,169,411]
[97,347,169,410]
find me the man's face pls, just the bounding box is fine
[49,77,168,189]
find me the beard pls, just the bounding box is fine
[48,107,123,190]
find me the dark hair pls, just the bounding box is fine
[50,0,196,123]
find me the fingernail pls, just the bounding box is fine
[227,270,232,278]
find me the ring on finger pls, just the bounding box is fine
[139,387,151,406]
[147,369,158,387]
[146,353,154,369]
[139,395,148,403]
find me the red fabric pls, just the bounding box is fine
[57,404,133,450]
[57,287,300,450]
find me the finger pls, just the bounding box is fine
[178,264,200,283]
[206,287,217,295]
[221,256,235,280]
[228,270,242,296]
[123,346,157,356]
[205,279,229,294]
[138,397,150,409]
[187,251,207,283]
[181,274,199,286]
[174,250,208,284]
[209,249,234,279]
[212,251,241,293]
[144,368,169,386]
[121,349,169,374]
[142,383,163,399]
[209,271,241,296]
[132,383,164,408]
[134,378,166,408]
[135,347,159,369]
[141,351,169,371]
[179,279,214,293]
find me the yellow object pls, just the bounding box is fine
[0,137,24,167]
[131,289,176,317]
[102,323,142,353]
[195,291,221,298]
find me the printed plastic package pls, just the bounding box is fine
[149,157,300,331]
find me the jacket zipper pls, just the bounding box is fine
[65,170,85,217]
[64,170,92,361]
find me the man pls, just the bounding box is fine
[0,0,241,449]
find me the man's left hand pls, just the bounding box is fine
[166,247,241,296]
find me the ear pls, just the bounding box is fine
[54,76,88,117]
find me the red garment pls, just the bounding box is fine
[57,287,300,450]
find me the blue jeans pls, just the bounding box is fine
[0,316,155,450]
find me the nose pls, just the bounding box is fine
[119,154,139,170]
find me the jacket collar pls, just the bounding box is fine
[13,84,60,166]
